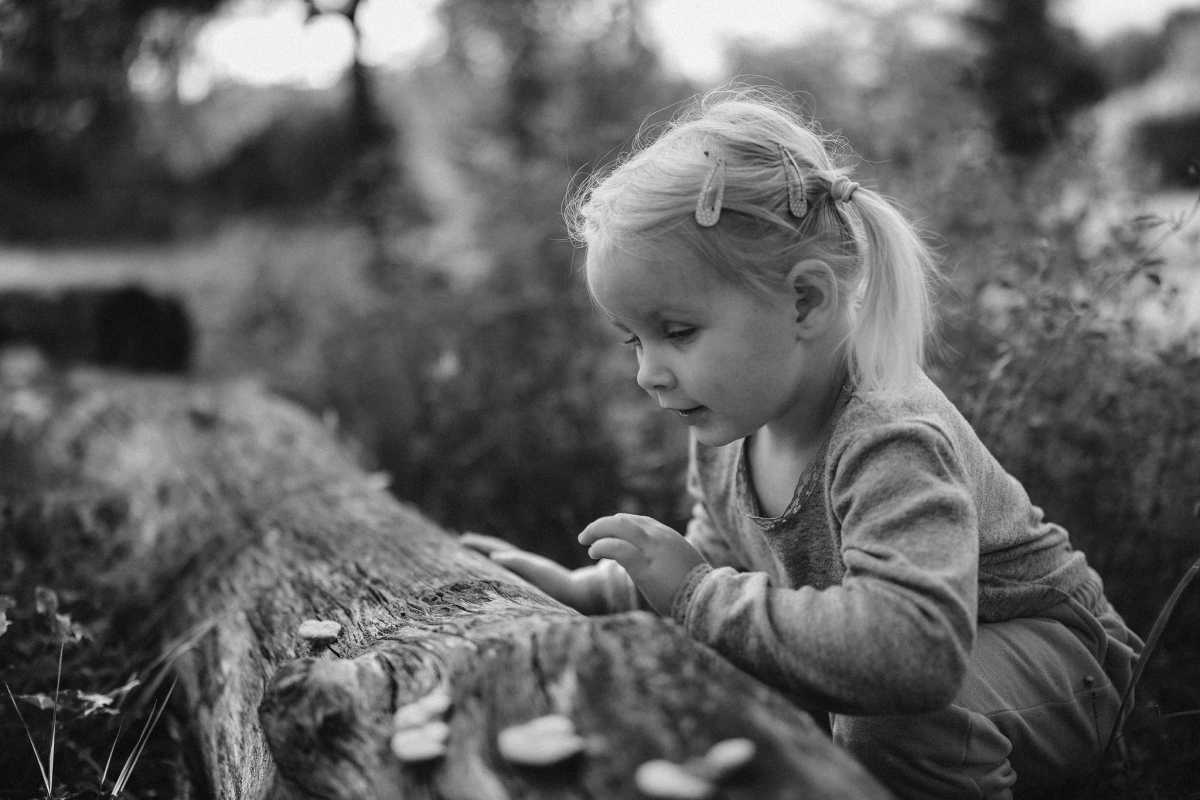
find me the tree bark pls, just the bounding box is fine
[8,372,889,800]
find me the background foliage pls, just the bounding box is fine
[2,0,1199,797]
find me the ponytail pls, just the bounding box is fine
[841,187,934,393]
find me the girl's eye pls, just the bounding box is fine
[665,326,696,341]
[622,335,641,347]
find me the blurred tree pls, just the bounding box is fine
[300,0,429,289]
[963,0,1106,157]
[438,0,547,161]
[0,0,223,239]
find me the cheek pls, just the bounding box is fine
[730,330,804,394]
[736,322,799,373]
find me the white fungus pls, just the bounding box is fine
[698,737,756,780]
[297,619,341,642]
[394,689,453,729]
[635,759,715,800]
[390,721,449,763]
[497,714,586,766]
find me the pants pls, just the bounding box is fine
[832,592,1142,799]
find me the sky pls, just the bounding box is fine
[159,0,1200,101]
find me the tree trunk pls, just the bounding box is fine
[9,372,889,800]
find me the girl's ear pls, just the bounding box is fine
[786,259,838,340]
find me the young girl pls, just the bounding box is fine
[461,90,1142,799]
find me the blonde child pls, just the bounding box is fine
[461,90,1142,799]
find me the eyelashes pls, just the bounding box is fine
[621,328,696,348]
[665,327,697,342]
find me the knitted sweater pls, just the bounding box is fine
[586,371,1126,715]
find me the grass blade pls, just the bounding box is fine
[5,681,52,797]
[100,718,125,789]
[49,639,63,795]
[1102,553,1200,764]
[1159,709,1200,723]
[133,619,212,708]
[111,678,176,797]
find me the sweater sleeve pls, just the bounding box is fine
[672,419,978,714]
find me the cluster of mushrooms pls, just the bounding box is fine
[300,618,757,799]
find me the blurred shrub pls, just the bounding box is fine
[324,284,630,568]
[1131,111,1200,188]
[1095,29,1168,90]
[199,98,359,211]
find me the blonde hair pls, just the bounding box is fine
[565,87,935,393]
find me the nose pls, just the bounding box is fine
[635,347,676,394]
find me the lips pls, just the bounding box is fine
[671,406,704,417]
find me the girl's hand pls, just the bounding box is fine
[459,532,603,614]
[577,514,704,616]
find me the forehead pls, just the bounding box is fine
[586,248,722,322]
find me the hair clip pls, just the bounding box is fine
[779,144,808,218]
[694,149,725,228]
[831,176,860,203]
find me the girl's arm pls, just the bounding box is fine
[460,533,641,614]
[670,419,978,715]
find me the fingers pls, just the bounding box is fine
[489,549,563,580]
[489,550,575,600]
[585,537,642,565]
[460,532,516,555]
[461,533,569,595]
[578,514,649,549]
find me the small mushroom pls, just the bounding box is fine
[497,714,586,766]
[390,721,449,763]
[297,619,341,642]
[635,759,715,800]
[394,689,453,729]
[688,737,756,781]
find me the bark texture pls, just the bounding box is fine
[6,372,890,800]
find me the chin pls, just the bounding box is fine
[691,427,745,448]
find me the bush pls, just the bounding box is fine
[1132,111,1200,188]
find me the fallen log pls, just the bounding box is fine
[6,370,889,799]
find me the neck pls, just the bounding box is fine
[760,361,848,459]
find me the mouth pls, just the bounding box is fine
[671,406,705,418]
